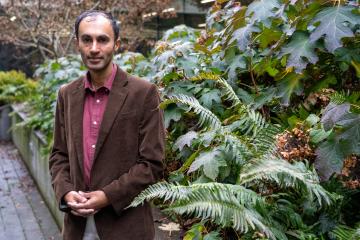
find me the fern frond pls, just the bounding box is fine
[129,182,277,239]
[127,182,190,208]
[226,109,268,138]
[191,72,243,107]
[254,124,282,155]
[161,94,222,130]
[330,92,347,105]
[238,156,331,206]
[223,133,253,164]
[331,224,360,240]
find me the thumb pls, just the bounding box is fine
[79,191,91,199]
[73,192,87,203]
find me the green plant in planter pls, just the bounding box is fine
[0,70,38,105]
[130,73,332,239]
[25,55,86,143]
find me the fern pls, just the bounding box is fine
[160,94,222,130]
[130,182,278,239]
[331,224,360,240]
[330,91,360,109]
[330,92,347,105]
[254,124,282,155]
[191,72,243,107]
[223,133,253,164]
[238,156,331,206]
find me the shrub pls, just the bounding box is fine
[0,70,38,105]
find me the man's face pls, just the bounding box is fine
[76,15,120,73]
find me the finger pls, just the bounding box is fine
[67,202,92,210]
[79,191,92,199]
[76,208,95,215]
[73,193,88,203]
[71,210,87,217]
[67,201,80,209]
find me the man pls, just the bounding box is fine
[49,10,165,240]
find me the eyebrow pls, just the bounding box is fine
[80,34,111,39]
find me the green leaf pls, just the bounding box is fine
[288,115,301,129]
[229,24,260,51]
[280,31,319,73]
[252,87,277,109]
[226,55,247,82]
[334,47,360,64]
[199,89,222,109]
[337,113,360,155]
[246,0,281,25]
[309,6,360,53]
[276,73,304,106]
[305,114,320,127]
[315,136,345,180]
[310,127,332,144]
[188,149,227,180]
[164,105,183,128]
[257,27,282,49]
[51,62,61,71]
[321,103,350,131]
[174,131,198,151]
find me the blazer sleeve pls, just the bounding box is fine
[101,83,165,215]
[49,87,75,207]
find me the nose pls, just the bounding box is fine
[90,41,100,54]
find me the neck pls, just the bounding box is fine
[89,63,113,88]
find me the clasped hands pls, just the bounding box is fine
[64,190,109,217]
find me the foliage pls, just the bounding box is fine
[113,52,153,80]
[0,70,37,104]
[330,224,360,240]
[23,55,86,143]
[129,0,359,238]
[10,0,360,238]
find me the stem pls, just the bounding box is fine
[249,59,259,95]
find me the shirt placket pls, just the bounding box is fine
[90,91,102,162]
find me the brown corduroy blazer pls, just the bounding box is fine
[49,66,165,240]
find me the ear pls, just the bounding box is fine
[75,37,80,51]
[114,38,120,52]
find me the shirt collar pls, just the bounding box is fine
[84,63,117,92]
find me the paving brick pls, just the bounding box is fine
[0,141,60,240]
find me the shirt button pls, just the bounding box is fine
[96,99,100,103]
[93,121,97,125]
[91,144,95,149]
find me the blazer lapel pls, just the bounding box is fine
[71,81,85,175]
[93,67,129,162]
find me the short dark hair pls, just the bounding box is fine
[75,10,120,40]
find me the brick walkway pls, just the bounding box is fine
[0,140,182,240]
[0,141,61,240]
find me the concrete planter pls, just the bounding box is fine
[0,104,12,141]
[10,104,63,228]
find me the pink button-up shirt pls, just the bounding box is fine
[83,64,117,186]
